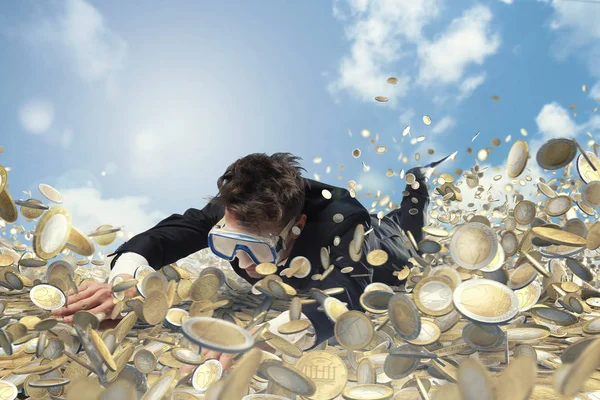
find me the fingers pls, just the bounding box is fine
[88,301,114,317]
[53,286,110,317]
[219,353,234,371]
[66,284,96,304]
[204,350,221,360]
[202,350,233,372]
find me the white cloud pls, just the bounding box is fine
[431,116,456,135]
[18,99,54,134]
[328,0,442,103]
[499,0,514,4]
[130,130,162,178]
[60,187,166,236]
[418,5,500,85]
[457,73,486,101]
[535,102,577,139]
[543,1,600,78]
[329,3,500,104]
[30,0,126,84]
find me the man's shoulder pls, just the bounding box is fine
[301,178,370,229]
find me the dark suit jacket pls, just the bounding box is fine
[108,178,429,347]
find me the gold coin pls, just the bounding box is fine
[366,250,388,266]
[506,140,528,178]
[277,319,311,335]
[192,358,223,392]
[544,195,571,217]
[342,384,394,400]
[142,290,169,325]
[0,189,17,223]
[0,254,13,267]
[20,198,45,219]
[65,226,95,257]
[576,151,600,183]
[413,277,454,316]
[375,96,388,102]
[513,200,536,225]
[33,207,72,260]
[89,329,117,371]
[256,263,277,276]
[294,350,347,400]
[334,310,374,350]
[38,183,63,204]
[423,115,432,125]
[0,380,17,400]
[582,181,600,208]
[352,148,361,158]
[387,77,398,84]
[531,227,586,246]
[29,284,66,311]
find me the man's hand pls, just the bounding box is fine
[51,281,115,324]
[179,348,234,379]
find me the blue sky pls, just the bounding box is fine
[1,0,599,253]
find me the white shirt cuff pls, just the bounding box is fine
[109,252,149,283]
[266,311,316,350]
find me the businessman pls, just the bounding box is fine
[53,152,433,350]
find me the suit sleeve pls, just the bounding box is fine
[398,179,430,243]
[108,202,225,270]
[299,210,373,348]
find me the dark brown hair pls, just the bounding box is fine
[211,153,306,229]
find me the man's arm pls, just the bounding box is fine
[399,167,433,243]
[108,202,225,278]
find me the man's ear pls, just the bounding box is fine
[291,214,307,237]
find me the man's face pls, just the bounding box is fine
[223,210,291,279]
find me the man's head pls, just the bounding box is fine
[210,153,308,277]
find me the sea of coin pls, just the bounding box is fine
[1,133,600,399]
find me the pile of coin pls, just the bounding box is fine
[1,133,600,399]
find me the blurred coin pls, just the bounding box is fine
[0,189,18,223]
[65,226,95,257]
[582,181,600,208]
[33,207,72,259]
[29,284,66,310]
[366,250,388,266]
[341,384,394,400]
[531,227,586,246]
[258,360,316,397]
[450,222,498,270]
[334,311,374,350]
[536,138,577,170]
[182,317,254,353]
[0,380,18,400]
[294,350,347,399]
[453,279,519,324]
[413,277,454,316]
[192,359,223,393]
[544,195,571,217]
[506,140,528,178]
[388,294,421,341]
[38,184,63,204]
[576,151,600,183]
[457,358,493,400]
[134,349,157,374]
[462,322,505,351]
